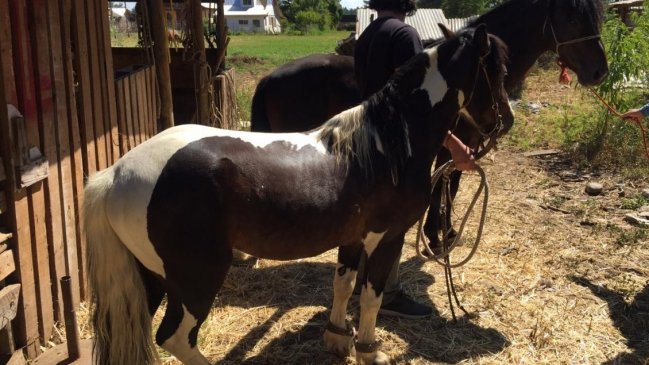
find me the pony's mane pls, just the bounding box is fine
[317,50,437,182]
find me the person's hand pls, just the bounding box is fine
[621,109,644,123]
[443,133,476,171]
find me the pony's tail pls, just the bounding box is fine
[84,168,158,365]
[250,76,271,132]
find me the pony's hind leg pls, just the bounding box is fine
[156,248,233,365]
[324,243,363,357]
[138,262,165,316]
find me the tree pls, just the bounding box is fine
[417,0,442,8]
[279,0,342,33]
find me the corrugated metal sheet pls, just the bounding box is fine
[356,8,449,42]
[447,16,478,32]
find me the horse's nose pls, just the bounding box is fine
[593,65,609,85]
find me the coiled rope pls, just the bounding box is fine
[414,160,489,320]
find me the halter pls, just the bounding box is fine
[544,16,601,55]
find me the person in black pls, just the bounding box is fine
[353,0,476,318]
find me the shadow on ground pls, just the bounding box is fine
[571,276,649,365]
[213,257,509,364]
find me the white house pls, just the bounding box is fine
[203,0,281,34]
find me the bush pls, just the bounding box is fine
[560,4,649,172]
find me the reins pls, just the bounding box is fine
[412,55,497,321]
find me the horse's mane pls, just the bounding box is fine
[421,0,605,50]
[469,0,604,29]
[317,52,434,183]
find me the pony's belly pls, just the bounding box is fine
[228,211,363,260]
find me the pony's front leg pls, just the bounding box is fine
[356,233,403,365]
[324,244,363,357]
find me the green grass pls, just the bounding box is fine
[227,30,350,69]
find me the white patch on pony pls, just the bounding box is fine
[421,49,449,107]
[458,90,465,109]
[362,231,387,258]
[330,264,357,328]
[374,133,385,154]
[357,282,382,345]
[160,304,210,365]
[106,124,328,278]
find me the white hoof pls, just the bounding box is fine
[356,350,390,365]
[323,329,355,357]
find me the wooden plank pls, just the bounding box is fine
[0,284,21,330]
[123,77,136,150]
[71,0,97,178]
[115,79,130,155]
[143,68,151,138]
[141,69,151,139]
[150,65,159,134]
[137,71,148,141]
[148,67,155,136]
[8,0,47,356]
[59,0,86,307]
[131,73,143,146]
[29,0,67,326]
[151,65,160,133]
[98,0,120,164]
[0,231,11,245]
[0,0,17,104]
[25,0,57,343]
[0,250,16,282]
[125,77,139,148]
[6,349,26,365]
[92,0,112,166]
[83,0,108,171]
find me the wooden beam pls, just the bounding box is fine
[0,285,21,330]
[147,0,174,130]
[0,250,15,290]
[189,0,209,124]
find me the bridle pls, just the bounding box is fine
[543,13,602,55]
[456,51,507,160]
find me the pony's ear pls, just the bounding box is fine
[438,23,454,39]
[474,23,490,58]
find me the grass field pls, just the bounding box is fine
[228,31,350,70]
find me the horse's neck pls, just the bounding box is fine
[477,0,553,91]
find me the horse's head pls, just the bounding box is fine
[419,24,513,139]
[437,24,514,140]
[546,0,608,86]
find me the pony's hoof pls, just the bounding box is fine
[323,329,355,357]
[356,350,390,365]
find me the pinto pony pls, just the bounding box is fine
[84,24,512,365]
[250,0,609,249]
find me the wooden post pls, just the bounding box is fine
[147,0,174,130]
[189,0,210,124]
[215,0,227,72]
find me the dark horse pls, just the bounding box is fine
[84,25,511,365]
[250,0,608,248]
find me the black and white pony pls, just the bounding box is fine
[84,24,512,365]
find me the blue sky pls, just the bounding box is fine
[340,0,365,9]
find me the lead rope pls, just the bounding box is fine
[415,160,489,320]
[587,88,649,162]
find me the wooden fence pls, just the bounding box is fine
[0,0,159,359]
[115,65,160,154]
